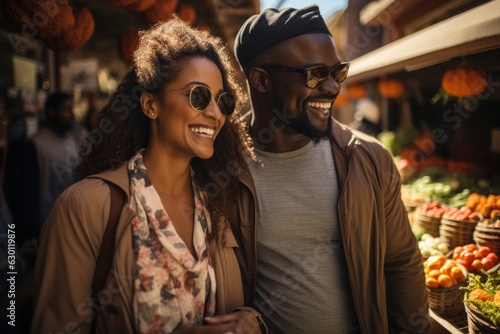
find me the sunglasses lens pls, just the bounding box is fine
[307,66,330,88]
[190,86,211,110]
[306,63,350,88]
[334,63,349,83]
[217,92,235,116]
[190,85,235,116]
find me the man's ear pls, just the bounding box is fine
[249,67,271,93]
[140,92,158,119]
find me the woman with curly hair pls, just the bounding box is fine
[31,17,264,334]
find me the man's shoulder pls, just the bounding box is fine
[332,120,387,152]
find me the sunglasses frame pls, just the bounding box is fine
[164,84,235,117]
[262,62,350,89]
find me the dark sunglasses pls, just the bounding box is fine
[165,85,235,116]
[262,62,350,89]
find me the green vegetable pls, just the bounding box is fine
[465,300,500,326]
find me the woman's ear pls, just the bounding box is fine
[249,67,270,93]
[140,92,158,119]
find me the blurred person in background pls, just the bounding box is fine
[17,92,82,252]
[348,98,381,138]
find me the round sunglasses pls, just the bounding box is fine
[262,62,350,89]
[164,85,235,117]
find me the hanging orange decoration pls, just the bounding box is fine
[1,0,75,39]
[177,3,196,25]
[346,83,368,100]
[119,29,140,64]
[43,7,95,52]
[377,77,405,99]
[102,0,138,7]
[143,0,178,25]
[441,64,487,98]
[127,0,156,12]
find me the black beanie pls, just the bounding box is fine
[234,4,332,69]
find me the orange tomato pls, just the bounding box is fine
[427,255,446,270]
[426,277,439,288]
[471,259,484,272]
[462,252,476,265]
[481,257,494,271]
[438,274,453,288]
[473,250,484,260]
[478,246,492,258]
[450,266,465,283]
[440,261,456,275]
[486,252,499,265]
[463,244,477,252]
[428,269,441,279]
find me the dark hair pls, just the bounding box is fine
[76,17,255,241]
[44,92,72,119]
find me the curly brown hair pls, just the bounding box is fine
[77,17,255,241]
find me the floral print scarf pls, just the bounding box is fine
[128,151,216,333]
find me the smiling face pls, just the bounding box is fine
[146,57,227,161]
[258,33,343,142]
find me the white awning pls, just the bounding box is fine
[346,1,500,83]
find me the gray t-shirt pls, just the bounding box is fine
[249,139,359,334]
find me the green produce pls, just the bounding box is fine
[418,233,448,257]
[466,300,500,326]
[462,271,500,326]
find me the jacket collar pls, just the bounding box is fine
[330,118,359,154]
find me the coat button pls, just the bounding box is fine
[106,304,120,315]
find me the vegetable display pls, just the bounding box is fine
[424,255,466,288]
[462,270,500,326]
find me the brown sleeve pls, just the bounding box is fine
[31,182,108,334]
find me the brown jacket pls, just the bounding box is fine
[32,163,259,333]
[227,119,430,334]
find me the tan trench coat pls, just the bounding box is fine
[31,163,256,333]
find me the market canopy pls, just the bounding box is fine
[346,1,500,83]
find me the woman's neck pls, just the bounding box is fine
[142,149,192,197]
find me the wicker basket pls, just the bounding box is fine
[464,298,500,334]
[414,211,441,238]
[427,263,468,317]
[439,215,481,250]
[473,221,500,254]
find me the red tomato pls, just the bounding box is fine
[462,252,476,265]
[471,259,484,272]
[463,244,477,252]
[478,246,492,258]
[456,258,473,272]
[481,258,494,271]
[473,250,484,260]
[486,252,499,265]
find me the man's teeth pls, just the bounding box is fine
[308,101,332,109]
[190,127,215,136]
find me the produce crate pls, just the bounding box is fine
[473,222,500,254]
[464,297,500,334]
[414,211,441,238]
[440,217,480,250]
[427,263,468,317]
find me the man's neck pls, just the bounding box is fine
[250,125,311,153]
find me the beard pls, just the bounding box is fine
[288,110,332,143]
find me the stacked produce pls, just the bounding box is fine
[462,270,500,327]
[443,207,481,222]
[466,194,500,219]
[452,244,499,273]
[424,255,466,288]
[417,233,449,258]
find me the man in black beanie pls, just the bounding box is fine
[228,4,430,334]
